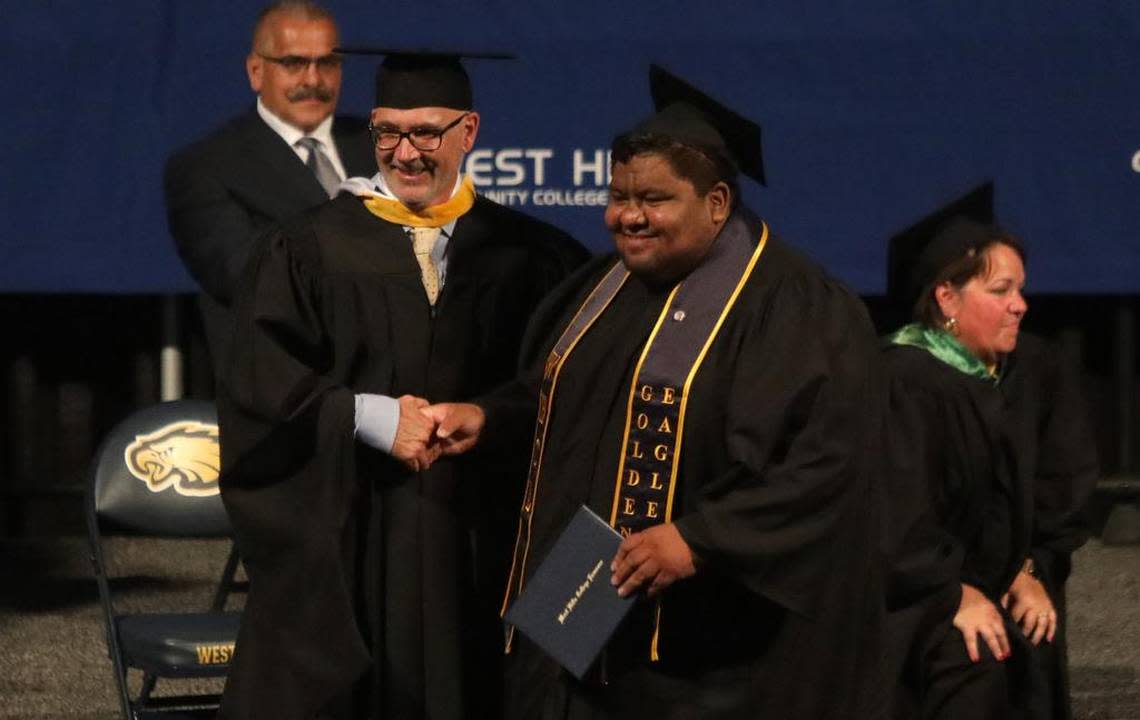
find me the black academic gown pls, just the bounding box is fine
[215,193,587,720]
[992,333,1099,720]
[484,212,888,720]
[883,332,1098,720]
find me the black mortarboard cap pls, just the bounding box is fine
[626,64,765,185]
[336,48,513,110]
[887,182,999,311]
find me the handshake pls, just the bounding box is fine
[390,396,486,472]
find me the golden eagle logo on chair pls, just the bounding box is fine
[124,421,221,497]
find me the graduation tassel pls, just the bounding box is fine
[650,600,663,662]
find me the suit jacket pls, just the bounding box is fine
[164,109,374,367]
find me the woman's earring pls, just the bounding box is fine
[944,317,960,335]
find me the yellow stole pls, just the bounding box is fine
[361,176,477,227]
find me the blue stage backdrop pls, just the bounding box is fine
[3,1,1139,293]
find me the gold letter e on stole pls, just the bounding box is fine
[608,214,769,661]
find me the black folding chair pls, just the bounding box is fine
[86,399,242,719]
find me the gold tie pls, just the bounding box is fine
[410,226,441,305]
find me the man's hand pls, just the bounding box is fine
[1002,569,1057,645]
[954,583,1010,663]
[610,523,697,598]
[391,395,440,472]
[422,402,485,456]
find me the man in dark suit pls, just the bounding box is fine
[164,0,373,371]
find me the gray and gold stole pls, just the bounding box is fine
[502,213,769,657]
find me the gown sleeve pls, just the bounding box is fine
[672,272,885,619]
[1021,340,1100,591]
[218,223,358,486]
[881,360,969,613]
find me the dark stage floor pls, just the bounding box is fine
[0,536,1136,719]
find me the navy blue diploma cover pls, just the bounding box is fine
[504,505,635,679]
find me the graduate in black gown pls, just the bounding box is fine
[215,51,587,720]
[882,184,1099,720]
[426,65,888,720]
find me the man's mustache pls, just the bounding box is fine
[287,85,335,102]
[391,159,432,173]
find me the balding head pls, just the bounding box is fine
[251,1,336,54]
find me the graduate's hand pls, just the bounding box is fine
[610,524,697,598]
[392,395,441,472]
[954,583,1010,663]
[423,402,485,456]
[1002,570,1057,645]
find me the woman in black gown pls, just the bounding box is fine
[882,185,1098,720]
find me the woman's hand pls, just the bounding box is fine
[954,583,1010,662]
[1001,568,1057,645]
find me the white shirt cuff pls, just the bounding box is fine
[354,393,400,453]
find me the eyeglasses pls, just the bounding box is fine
[368,113,468,151]
[258,53,343,74]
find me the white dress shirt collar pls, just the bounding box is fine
[256,98,346,179]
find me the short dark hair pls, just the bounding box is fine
[252,1,335,52]
[610,131,739,205]
[914,232,1027,327]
